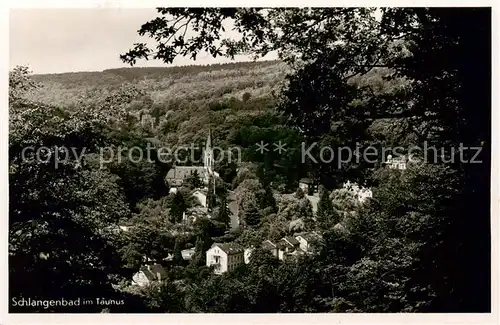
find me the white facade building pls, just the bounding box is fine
[385,154,408,170]
[244,248,253,264]
[343,180,373,203]
[298,178,314,193]
[132,264,167,287]
[206,243,245,274]
[295,232,321,253]
[192,190,208,207]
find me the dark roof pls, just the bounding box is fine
[289,249,306,256]
[139,267,156,281]
[166,166,207,183]
[139,264,167,281]
[283,236,300,246]
[299,178,313,184]
[297,232,322,242]
[150,264,167,278]
[277,239,294,250]
[262,240,277,250]
[212,242,244,255]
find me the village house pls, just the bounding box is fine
[162,248,196,265]
[276,236,301,260]
[101,224,136,236]
[206,242,245,274]
[282,236,300,249]
[298,178,315,194]
[182,206,210,223]
[192,189,208,207]
[295,232,322,253]
[132,264,167,287]
[343,180,373,203]
[261,232,322,261]
[181,248,196,261]
[385,154,408,170]
[244,247,254,264]
[118,225,134,232]
[262,239,279,258]
[163,247,196,263]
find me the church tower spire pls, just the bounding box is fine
[204,128,213,174]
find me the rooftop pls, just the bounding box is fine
[139,263,167,281]
[277,239,295,250]
[262,240,277,250]
[166,166,207,181]
[211,242,244,255]
[283,236,300,246]
[299,178,313,184]
[297,232,322,241]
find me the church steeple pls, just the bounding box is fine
[204,128,213,173]
[206,128,212,151]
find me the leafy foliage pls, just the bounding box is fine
[9,76,132,311]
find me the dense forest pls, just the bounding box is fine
[9,7,491,313]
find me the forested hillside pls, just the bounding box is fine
[30,61,285,107]
[31,61,290,145]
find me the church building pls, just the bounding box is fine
[165,129,218,188]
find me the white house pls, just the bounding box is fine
[132,264,167,287]
[298,178,314,193]
[260,233,321,262]
[244,248,254,264]
[181,248,196,261]
[206,243,245,274]
[103,224,134,235]
[119,225,133,232]
[192,190,208,207]
[295,232,322,253]
[262,240,279,258]
[276,236,300,261]
[343,180,373,203]
[385,154,408,170]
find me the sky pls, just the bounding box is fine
[9,8,277,74]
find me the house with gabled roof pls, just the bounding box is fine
[260,233,320,261]
[132,264,167,287]
[192,189,208,207]
[295,232,322,253]
[206,242,245,274]
[283,236,300,248]
[262,239,279,257]
[276,238,299,260]
[299,177,316,194]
